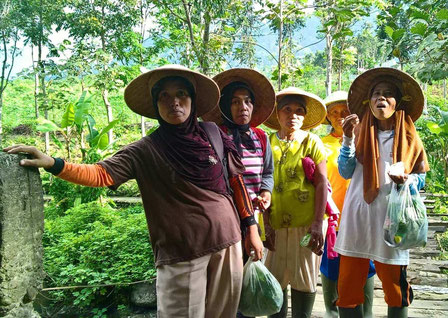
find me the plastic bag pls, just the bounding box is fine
[238,258,283,316]
[383,179,428,250]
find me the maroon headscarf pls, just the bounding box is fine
[150,77,238,194]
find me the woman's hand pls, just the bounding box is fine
[342,114,359,138]
[308,220,324,254]
[388,173,408,184]
[3,145,54,169]
[244,224,263,261]
[256,190,271,211]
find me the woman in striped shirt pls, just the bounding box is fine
[203,69,276,238]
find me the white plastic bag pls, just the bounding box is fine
[238,258,283,316]
[383,179,428,250]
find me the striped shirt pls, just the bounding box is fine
[229,128,264,200]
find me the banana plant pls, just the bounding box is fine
[36,91,119,161]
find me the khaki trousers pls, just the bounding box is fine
[265,220,328,293]
[156,242,243,318]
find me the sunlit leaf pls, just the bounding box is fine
[410,23,427,36]
[36,118,61,133]
[384,25,394,39]
[61,102,75,128]
[436,8,448,20]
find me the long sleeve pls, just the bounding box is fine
[55,161,115,187]
[229,174,257,227]
[338,135,357,179]
[408,172,426,194]
[260,136,274,193]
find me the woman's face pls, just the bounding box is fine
[230,88,254,125]
[327,103,350,131]
[157,79,192,125]
[369,81,398,121]
[277,100,306,132]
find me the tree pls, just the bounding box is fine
[315,0,374,96]
[151,0,251,75]
[17,0,63,153]
[63,0,140,144]
[353,24,385,72]
[333,45,357,90]
[0,0,21,144]
[258,0,307,89]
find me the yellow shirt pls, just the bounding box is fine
[321,134,350,214]
[269,132,326,229]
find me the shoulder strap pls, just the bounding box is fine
[199,121,225,162]
[199,121,232,194]
[253,127,267,156]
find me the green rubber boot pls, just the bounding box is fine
[387,306,408,318]
[338,305,363,318]
[291,289,316,318]
[268,288,288,318]
[321,274,338,318]
[363,276,375,318]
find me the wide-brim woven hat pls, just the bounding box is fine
[201,68,276,127]
[264,87,327,131]
[322,90,348,125]
[348,67,424,122]
[124,64,220,119]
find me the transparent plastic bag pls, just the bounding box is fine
[383,179,428,250]
[238,257,283,316]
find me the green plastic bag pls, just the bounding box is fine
[238,258,283,316]
[383,179,428,250]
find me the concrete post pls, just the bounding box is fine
[0,153,44,318]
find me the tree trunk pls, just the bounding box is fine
[278,0,283,91]
[182,0,203,72]
[337,66,342,91]
[325,32,333,96]
[31,45,39,118]
[141,116,145,137]
[0,95,3,145]
[102,89,114,144]
[201,13,211,75]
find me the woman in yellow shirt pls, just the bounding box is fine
[264,87,328,318]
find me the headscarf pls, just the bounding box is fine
[355,109,429,204]
[150,76,238,194]
[220,81,256,154]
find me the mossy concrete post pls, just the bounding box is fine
[0,153,44,317]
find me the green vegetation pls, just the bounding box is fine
[42,202,155,316]
[1,0,448,315]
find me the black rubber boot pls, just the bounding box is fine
[363,276,375,318]
[291,289,316,318]
[268,288,288,318]
[338,305,363,318]
[387,306,408,318]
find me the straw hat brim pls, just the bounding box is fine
[322,91,348,125]
[201,68,276,127]
[124,65,220,119]
[348,67,424,122]
[264,87,327,131]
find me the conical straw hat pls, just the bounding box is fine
[264,87,327,131]
[124,64,220,118]
[348,67,424,122]
[201,68,276,127]
[322,90,348,125]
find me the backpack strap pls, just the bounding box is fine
[200,122,224,161]
[199,122,230,192]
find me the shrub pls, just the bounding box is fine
[41,202,156,316]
